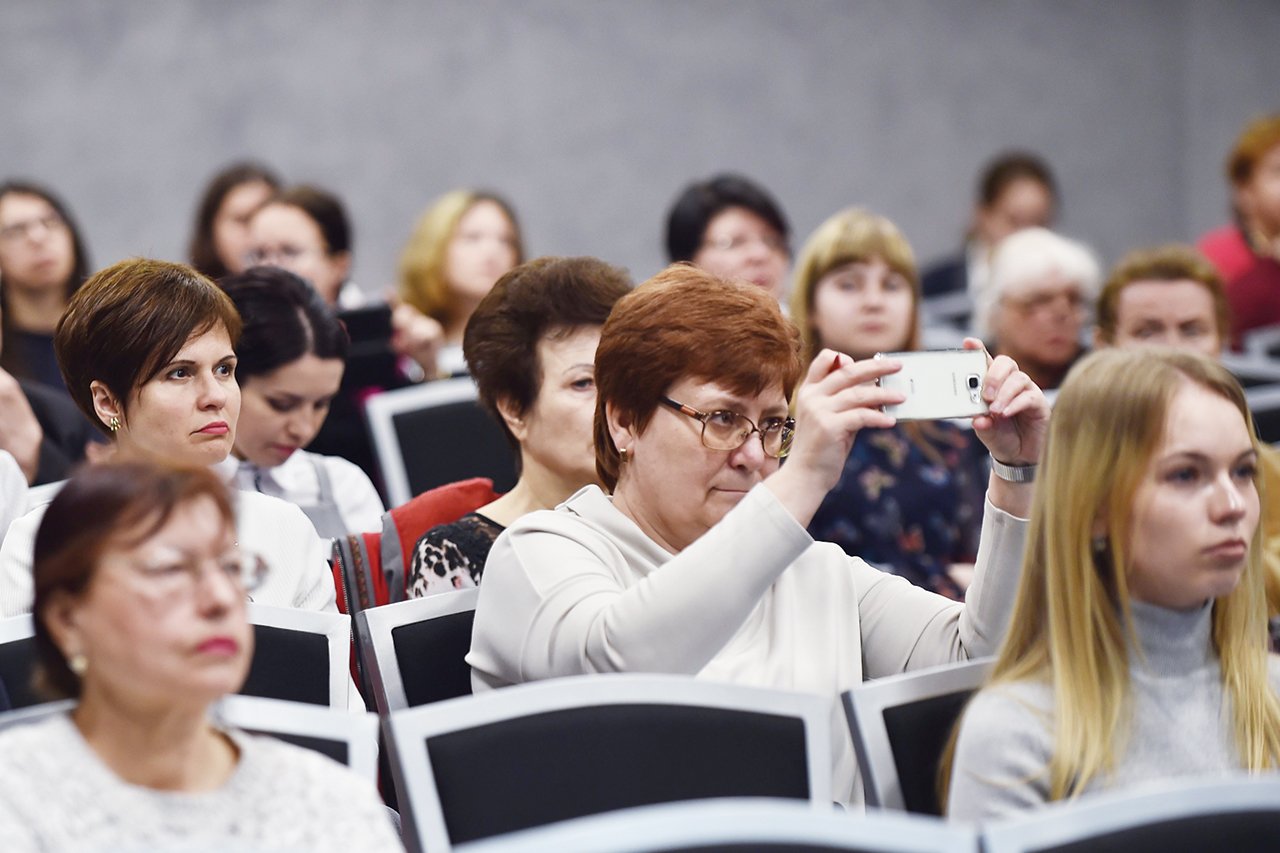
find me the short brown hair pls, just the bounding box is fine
[1227,113,1280,187]
[465,256,632,454]
[55,259,242,434]
[1095,244,1229,345]
[32,462,236,698]
[593,264,802,490]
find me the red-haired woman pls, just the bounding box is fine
[469,264,1050,803]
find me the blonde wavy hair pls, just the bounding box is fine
[943,348,1280,806]
[397,189,523,323]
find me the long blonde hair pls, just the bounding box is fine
[945,348,1280,805]
[397,190,523,323]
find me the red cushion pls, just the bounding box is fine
[388,477,501,571]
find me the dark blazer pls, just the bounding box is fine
[19,379,99,486]
[921,255,968,298]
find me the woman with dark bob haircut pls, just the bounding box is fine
[0,462,400,849]
[665,173,791,301]
[469,263,1050,803]
[407,256,632,596]
[221,266,384,538]
[0,259,339,621]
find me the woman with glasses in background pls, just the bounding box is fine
[665,173,792,303]
[0,462,401,850]
[0,180,91,394]
[469,263,1050,803]
[974,227,1100,392]
[0,258,337,618]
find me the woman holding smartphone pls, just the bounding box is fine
[790,208,989,599]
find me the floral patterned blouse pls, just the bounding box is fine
[408,512,505,598]
[807,422,987,601]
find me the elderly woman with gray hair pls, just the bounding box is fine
[974,227,1101,391]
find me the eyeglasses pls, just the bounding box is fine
[700,233,788,254]
[660,396,795,458]
[1006,288,1088,316]
[130,551,268,600]
[0,213,66,243]
[244,245,320,267]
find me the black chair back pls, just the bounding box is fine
[0,633,41,710]
[393,609,475,707]
[387,675,832,851]
[240,623,332,706]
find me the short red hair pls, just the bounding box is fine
[593,264,802,490]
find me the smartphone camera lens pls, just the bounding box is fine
[967,375,980,389]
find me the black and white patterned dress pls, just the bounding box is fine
[408,512,505,598]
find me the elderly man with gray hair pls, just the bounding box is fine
[974,227,1101,391]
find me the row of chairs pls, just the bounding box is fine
[5,594,1279,851]
[451,777,1280,852]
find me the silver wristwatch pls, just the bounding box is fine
[990,456,1037,483]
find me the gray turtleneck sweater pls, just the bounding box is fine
[946,600,1280,822]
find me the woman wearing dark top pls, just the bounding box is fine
[407,256,631,596]
[791,208,987,599]
[0,181,91,394]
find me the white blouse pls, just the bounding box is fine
[224,451,385,537]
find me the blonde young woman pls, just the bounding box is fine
[945,348,1280,820]
[398,190,523,377]
[790,208,987,599]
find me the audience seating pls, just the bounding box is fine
[332,477,499,616]
[1242,324,1280,360]
[981,775,1280,853]
[0,614,41,710]
[356,588,479,715]
[456,797,979,853]
[214,694,380,782]
[365,378,517,507]
[385,673,832,852]
[0,698,73,731]
[1221,351,1280,389]
[0,694,379,783]
[1244,385,1280,445]
[240,604,351,708]
[843,657,994,815]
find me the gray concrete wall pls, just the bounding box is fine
[2,0,1277,294]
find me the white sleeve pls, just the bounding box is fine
[0,452,27,553]
[0,503,48,617]
[235,493,338,614]
[326,456,385,535]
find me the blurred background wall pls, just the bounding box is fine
[3,0,1277,293]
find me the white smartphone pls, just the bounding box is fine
[875,349,989,421]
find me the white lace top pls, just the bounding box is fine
[0,714,403,852]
